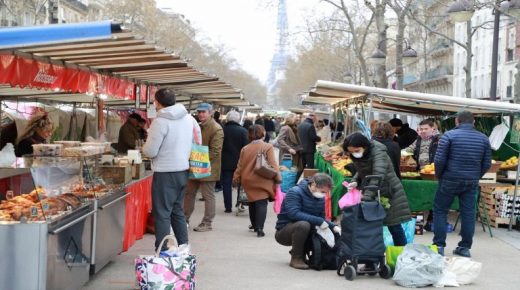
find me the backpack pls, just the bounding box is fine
[305,231,340,270]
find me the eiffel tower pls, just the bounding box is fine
[266,0,289,107]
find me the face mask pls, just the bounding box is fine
[352,150,364,159]
[312,192,326,199]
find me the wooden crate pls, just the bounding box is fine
[479,172,497,184]
[489,216,516,228]
[480,184,515,195]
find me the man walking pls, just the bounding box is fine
[184,103,224,232]
[143,88,201,251]
[298,113,321,168]
[433,111,491,257]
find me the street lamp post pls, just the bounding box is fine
[448,0,520,101]
[369,39,418,89]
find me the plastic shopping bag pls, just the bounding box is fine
[393,244,444,288]
[273,185,285,214]
[338,182,362,208]
[489,123,509,150]
[383,218,417,247]
[315,226,335,248]
[444,257,481,285]
[135,235,196,290]
[189,144,211,179]
[385,244,438,272]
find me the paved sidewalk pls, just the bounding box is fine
[84,192,520,290]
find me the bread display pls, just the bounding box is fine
[63,146,104,157]
[54,141,81,148]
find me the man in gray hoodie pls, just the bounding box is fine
[143,88,201,251]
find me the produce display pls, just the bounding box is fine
[420,163,435,175]
[321,146,352,176]
[401,172,421,179]
[500,156,518,169]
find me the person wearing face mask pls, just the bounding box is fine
[275,173,340,270]
[343,132,411,247]
[233,125,281,237]
[404,119,441,171]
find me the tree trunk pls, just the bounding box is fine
[395,14,406,90]
[374,4,388,88]
[465,20,472,98]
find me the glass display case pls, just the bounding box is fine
[0,155,128,290]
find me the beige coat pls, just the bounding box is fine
[277,125,303,172]
[200,118,224,182]
[233,141,281,202]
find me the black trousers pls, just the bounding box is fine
[302,153,315,169]
[249,199,268,230]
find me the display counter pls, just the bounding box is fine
[315,153,458,217]
[0,156,153,289]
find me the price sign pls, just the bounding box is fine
[511,115,520,144]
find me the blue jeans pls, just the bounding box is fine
[433,179,478,249]
[220,170,234,211]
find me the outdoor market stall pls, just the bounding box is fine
[0,21,259,290]
[303,81,520,221]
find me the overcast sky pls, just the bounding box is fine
[155,0,330,84]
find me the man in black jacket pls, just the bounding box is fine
[389,118,418,149]
[298,113,321,168]
[220,111,249,213]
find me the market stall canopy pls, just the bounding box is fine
[0,21,256,108]
[304,81,520,115]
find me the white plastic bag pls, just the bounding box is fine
[393,244,444,288]
[433,269,459,288]
[445,257,481,285]
[489,123,509,150]
[315,226,335,248]
[0,143,16,167]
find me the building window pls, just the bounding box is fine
[507,49,514,62]
[507,85,513,99]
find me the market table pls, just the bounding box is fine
[123,173,153,251]
[315,153,458,217]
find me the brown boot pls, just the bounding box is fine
[290,256,309,270]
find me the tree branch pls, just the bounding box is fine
[406,10,467,49]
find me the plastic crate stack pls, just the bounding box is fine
[480,184,518,227]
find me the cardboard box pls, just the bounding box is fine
[303,169,318,178]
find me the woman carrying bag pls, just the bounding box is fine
[342,132,412,246]
[233,125,282,237]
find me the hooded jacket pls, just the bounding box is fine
[143,104,201,172]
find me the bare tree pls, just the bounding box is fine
[387,0,414,90]
[365,0,388,88]
[406,8,488,98]
[323,0,374,86]
[0,0,48,25]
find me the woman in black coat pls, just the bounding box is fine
[372,122,401,179]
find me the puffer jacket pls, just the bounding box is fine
[351,141,411,226]
[434,123,491,181]
[275,179,335,230]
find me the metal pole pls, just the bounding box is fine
[490,7,500,101]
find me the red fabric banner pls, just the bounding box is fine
[0,53,136,100]
[123,175,153,252]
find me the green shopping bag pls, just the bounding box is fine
[385,244,438,272]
